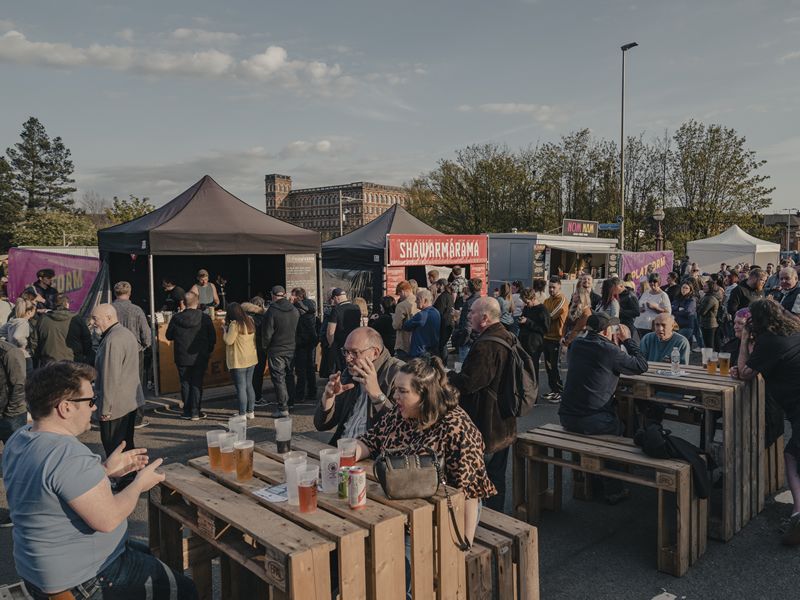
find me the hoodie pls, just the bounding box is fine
[165,308,216,366]
[35,309,93,364]
[261,298,299,357]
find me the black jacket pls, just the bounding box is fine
[262,298,299,357]
[35,309,93,364]
[559,332,648,418]
[294,298,318,348]
[618,289,640,333]
[727,281,762,317]
[0,340,26,418]
[165,309,216,366]
[369,314,396,354]
[519,304,551,356]
[775,285,800,315]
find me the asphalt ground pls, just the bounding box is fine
[1,361,799,599]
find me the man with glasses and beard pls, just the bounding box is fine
[314,327,403,445]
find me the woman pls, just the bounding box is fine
[355,356,496,546]
[354,297,370,328]
[432,279,455,360]
[698,280,720,350]
[518,289,550,382]
[596,277,621,317]
[369,295,397,354]
[634,273,671,338]
[0,299,36,371]
[622,272,636,292]
[223,302,258,419]
[189,269,220,311]
[563,284,592,347]
[241,296,268,405]
[496,283,516,333]
[733,299,800,545]
[672,282,697,341]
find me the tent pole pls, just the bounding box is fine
[148,254,160,398]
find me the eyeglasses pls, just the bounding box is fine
[340,347,375,359]
[69,395,96,408]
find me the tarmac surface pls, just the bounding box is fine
[1,364,799,599]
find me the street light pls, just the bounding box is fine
[338,190,362,236]
[619,41,638,252]
[783,208,798,251]
[652,206,665,251]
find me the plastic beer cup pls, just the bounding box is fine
[234,440,254,482]
[219,433,237,473]
[298,466,320,513]
[284,455,307,506]
[228,415,247,443]
[275,417,292,453]
[718,352,731,376]
[319,448,341,494]
[206,430,224,470]
[707,352,718,375]
[338,438,357,467]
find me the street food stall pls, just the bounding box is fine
[322,204,488,307]
[97,175,321,395]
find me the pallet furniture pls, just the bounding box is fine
[514,425,707,577]
[272,434,541,600]
[616,365,780,541]
[0,582,33,600]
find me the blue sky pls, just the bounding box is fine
[1,0,799,212]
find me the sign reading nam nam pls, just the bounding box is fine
[562,219,599,238]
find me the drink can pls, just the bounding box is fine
[338,467,352,499]
[348,467,367,510]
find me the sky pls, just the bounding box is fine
[1,0,799,213]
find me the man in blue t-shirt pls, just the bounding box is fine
[402,289,441,358]
[2,361,197,599]
[639,313,691,365]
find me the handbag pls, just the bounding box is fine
[373,446,471,550]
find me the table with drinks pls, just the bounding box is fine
[615,357,779,542]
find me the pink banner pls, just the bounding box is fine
[8,248,100,308]
[621,251,674,284]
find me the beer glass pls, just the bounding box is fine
[718,352,731,376]
[234,440,254,482]
[701,348,712,366]
[228,415,247,443]
[284,454,307,506]
[338,438,357,468]
[275,417,292,453]
[298,466,320,513]
[319,448,341,494]
[206,430,223,470]
[707,352,719,375]
[219,433,237,473]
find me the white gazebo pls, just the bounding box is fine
[686,225,780,274]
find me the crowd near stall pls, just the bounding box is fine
[2,175,800,599]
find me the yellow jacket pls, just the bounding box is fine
[223,323,258,369]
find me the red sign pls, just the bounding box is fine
[385,266,405,297]
[387,234,488,267]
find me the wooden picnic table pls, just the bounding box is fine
[616,362,782,541]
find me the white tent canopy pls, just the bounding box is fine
[687,225,780,273]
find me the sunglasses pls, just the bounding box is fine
[69,395,96,408]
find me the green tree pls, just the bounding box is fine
[12,211,98,246]
[43,136,77,211]
[105,195,155,224]
[0,158,23,250]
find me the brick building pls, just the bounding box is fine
[763,212,800,252]
[264,174,408,240]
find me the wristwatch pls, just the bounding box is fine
[373,393,390,407]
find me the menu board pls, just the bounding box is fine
[285,254,318,302]
[385,266,405,297]
[533,244,547,279]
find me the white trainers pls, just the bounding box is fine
[246,411,255,420]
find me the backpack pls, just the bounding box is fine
[477,335,539,418]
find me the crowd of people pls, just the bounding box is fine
[1,252,800,598]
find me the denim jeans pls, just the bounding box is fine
[230,365,256,415]
[268,354,295,411]
[542,340,563,394]
[24,540,198,600]
[177,359,207,417]
[483,447,510,512]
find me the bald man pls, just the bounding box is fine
[92,303,145,472]
[314,327,404,445]
[639,313,691,364]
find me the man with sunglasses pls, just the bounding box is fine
[2,361,198,599]
[314,327,403,445]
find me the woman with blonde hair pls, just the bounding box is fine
[223,302,258,418]
[354,297,370,328]
[0,299,36,371]
[563,282,593,347]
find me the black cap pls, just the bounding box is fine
[586,311,620,332]
[331,287,346,298]
[37,268,55,278]
[271,285,286,296]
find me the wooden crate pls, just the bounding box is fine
[149,463,335,599]
[514,425,707,577]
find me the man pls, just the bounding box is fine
[718,263,728,279]
[161,276,185,312]
[452,277,483,362]
[723,270,739,306]
[112,281,152,429]
[450,266,468,308]
[427,269,440,291]
[662,272,681,303]
[579,272,601,308]
[449,296,518,511]
[764,263,779,294]
[542,276,569,402]
[558,312,648,503]
[638,264,656,296]
[773,267,800,315]
[91,304,145,480]
[727,267,766,317]
[2,362,197,599]
[34,293,93,365]
[25,268,58,311]
[262,286,300,418]
[392,281,418,359]
[292,287,319,403]
[402,289,441,358]
[166,291,216,420]
[314,327,403,445]
[327,288,362,371]
[639,313,691,364]
[0,340,26,527]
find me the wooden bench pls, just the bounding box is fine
[513,424,707,577]
[0,582,33,600]
[149,463,336,599]
[270,434,540,600]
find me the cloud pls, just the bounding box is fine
[785,16,800,24]
[777,50,800,63]
[0,19,14,32]
[278,139,334,159]
[0,30,346,92]
[458,102,569,128]
[116,28,134,42]
[170,28,240,44]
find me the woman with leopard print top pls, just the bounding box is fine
[356,355,496,544]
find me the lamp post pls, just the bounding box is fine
[338,190,362,236]
[619,41,638,251]
[783,208,798,252]
[653,206,665,251]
